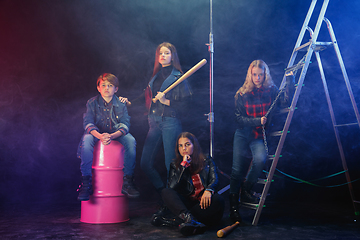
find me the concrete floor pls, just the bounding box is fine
[0,196,359,240]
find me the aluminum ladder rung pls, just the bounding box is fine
[269,131,284,137]
[334,123,358,127]
[257,178,267,184]
[267,155,282,161]
[257,178,273,184]
[279,108,290,114]
[272,108,291,116]
[295,41,333,52]
[240,202,264,210]
[294,41,312,52]
[314,42,333,51]
[285,62,305,73]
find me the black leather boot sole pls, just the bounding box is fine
[179,222,206,236]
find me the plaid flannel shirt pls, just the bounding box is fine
[243,86,272,139]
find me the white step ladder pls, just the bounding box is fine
[243,0,360,225]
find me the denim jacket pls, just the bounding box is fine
[77,95,130,157]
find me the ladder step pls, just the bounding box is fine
[269,131,283,137]
[272,107,292,116]
[335,122,358,127]
[240,202,265,210]
[279,108,290,114]
[294,41,311,52]
[294,41,333,52]
[257,178,267,184]
[285,62,305,73]
[269,131,290,137]
[268,155,282,160]
[257,178,274,184]
[314,42,333,52]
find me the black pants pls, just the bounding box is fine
[161,188,225,226]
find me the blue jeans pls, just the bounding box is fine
[140,114,182,190]
[230,128,267,194]
[79,133,136,177]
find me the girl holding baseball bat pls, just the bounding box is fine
[152,132,225,236]
[122,42,192,195]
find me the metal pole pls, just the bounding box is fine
[207,0,214,158]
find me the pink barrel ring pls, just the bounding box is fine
[80,141,129,223]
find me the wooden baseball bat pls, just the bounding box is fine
[217,221,240,238]
[152,59,207,102]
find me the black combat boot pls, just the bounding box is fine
[178,212,206,236]
[77,176,93,201]
[229,193,242,223]
[122,175,140,198]
[151,214,182,227]
[240,181,259,204]
[151,204,169,226]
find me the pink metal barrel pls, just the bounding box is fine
[80,141,129,223]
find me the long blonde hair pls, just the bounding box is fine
[235,60,275,101]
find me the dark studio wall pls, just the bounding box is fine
[0,0,359,207]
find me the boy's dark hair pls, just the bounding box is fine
[97,73,119,88]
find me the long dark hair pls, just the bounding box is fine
[152,42,183,77]
[174,132,205,174]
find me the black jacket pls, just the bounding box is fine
[234,75,294,130]
[234,86,280,129]
[167,158,218,198]
[145,68,192,118]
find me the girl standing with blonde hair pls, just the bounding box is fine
[229,60,293,223]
